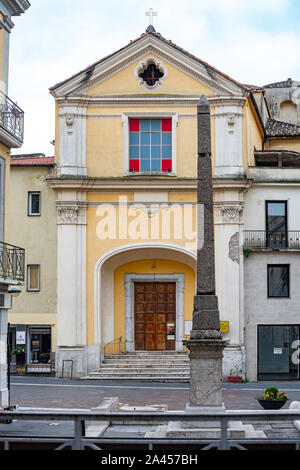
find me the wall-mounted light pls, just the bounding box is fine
[8,287,22,298]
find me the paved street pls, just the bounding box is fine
[8,376,300,410]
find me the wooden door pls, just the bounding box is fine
[134,282,176,351]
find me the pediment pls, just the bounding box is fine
[51,33,247,99]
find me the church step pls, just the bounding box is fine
[103,358,189,364]
[87,372,190,379]
[98,367,190,374]
[91,369,190,376]
[82,375,189,382]
[101,362,190,370]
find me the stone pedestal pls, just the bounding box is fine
[184,294,227,408]
[185,338,227,408]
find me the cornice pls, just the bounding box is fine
[56,94,209,108]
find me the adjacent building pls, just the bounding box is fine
[0,0,30,407]
[8,153,57,374]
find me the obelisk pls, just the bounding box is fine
[184,96,227,410]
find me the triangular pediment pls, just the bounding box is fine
[50,32,247,99]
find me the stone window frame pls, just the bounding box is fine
[124,273,185,352]
[122,111,178,176]
[134,57,168,90]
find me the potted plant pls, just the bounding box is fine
[227,367,243,383]
[257,386,289,409]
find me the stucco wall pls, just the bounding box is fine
[244,252,300,381]
[8,166,57,317]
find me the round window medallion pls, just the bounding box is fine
[135,57,168,89]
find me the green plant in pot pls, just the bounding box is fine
[257,386,289,409]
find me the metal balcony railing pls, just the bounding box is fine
[0,90,24,142]
[244,231,300,250]
[0,241,25,282]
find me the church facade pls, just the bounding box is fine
[48,27,300,381]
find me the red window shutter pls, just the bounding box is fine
[162,119,172,132]
[129,159,140,172]
[129,119,140,132]
[162,159,172,172]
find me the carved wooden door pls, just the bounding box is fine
[134,282,176,351]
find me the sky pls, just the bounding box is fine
[8,0,300,156]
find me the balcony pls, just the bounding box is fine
[0,242,25,284]
[244,231,300,251]
[0,90,24,147]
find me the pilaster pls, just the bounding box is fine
[208,95,246,178]
[56,195,89,378]
[58,106,87,177]
[213,179,252,376]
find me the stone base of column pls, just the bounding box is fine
[183,294,228,408]
[184,337,227,408]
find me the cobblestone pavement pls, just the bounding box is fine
[8,377,300,410]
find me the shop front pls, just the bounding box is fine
[8,324,53,374]
[258,325,300,381]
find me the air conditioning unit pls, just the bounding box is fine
[0,293,12,309]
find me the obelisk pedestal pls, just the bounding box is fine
[184,295,227,412]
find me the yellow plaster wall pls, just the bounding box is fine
[86,106,199,178]
[113,258,195,353]
[244,99,264,168]
[87,55,215,96]
[0,12,4,85]
[0,142,11,242]
[86,202,197,344]
[265,138,300,152]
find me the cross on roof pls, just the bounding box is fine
[145,8,157,26]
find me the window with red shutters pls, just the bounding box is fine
[129,118,172,173]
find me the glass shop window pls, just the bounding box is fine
[29,327,51,364]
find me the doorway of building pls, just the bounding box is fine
[134,282,176,351]
[258,325,300,380]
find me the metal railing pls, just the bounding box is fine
[0,241,25,282]
[104,336,123,356]
[244,231,300,250]
[0,408,300,450]
[0,90,24,142]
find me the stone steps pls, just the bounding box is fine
[83,352,190,382]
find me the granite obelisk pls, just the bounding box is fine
[184,96,227,409]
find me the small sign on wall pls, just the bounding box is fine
[185,321,192,336]
[167,323,175,340]
[16,331,26,345]
[220,321,229,333]
[274,348,283,355]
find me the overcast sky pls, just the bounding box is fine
[8,0,300,156]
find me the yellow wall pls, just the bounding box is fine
[86,106,198,178]
[85,196,197,344]
[265,138,300,152]
[0,12,4,86]
[87,55,214,96]
[244,99,264,168]
[0,142,11,242]
[112,258,195,353]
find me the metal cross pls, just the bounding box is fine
[145,8,157,26]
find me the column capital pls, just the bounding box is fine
[56,202,87,225]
